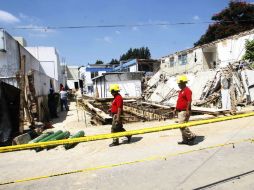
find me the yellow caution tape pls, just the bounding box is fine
[0,137,253,186]
[0,111,254,153]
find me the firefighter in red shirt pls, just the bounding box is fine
[109,84,131,147]
[174,75,196,145]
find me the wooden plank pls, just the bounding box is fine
[191,106,229,114]
[140,101,173,109]
[84,101,112,122]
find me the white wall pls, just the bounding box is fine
[26,47,62,91]
[67,79,79,90]
[0,31,19,78]
[161,31,254,75]
[161,48,205,75]
[33,70,51,96]
[95,79,142,98]
[129,64,137,72]
[0,31,51,96]
[217,33,254,67]
[79,67,93,92]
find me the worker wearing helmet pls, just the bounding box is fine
[175,75,196,145]
[108,84,131,147]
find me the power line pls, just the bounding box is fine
[6,19,254,31]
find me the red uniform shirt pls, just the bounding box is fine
[111,94,123,114]
[176,87,192,111]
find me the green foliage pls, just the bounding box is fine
[94,47,151,65]
[120,47,151,61]
[195,1,254,46]
[108,59,120,65]
[95,60,104,64]
[243,40,254,64]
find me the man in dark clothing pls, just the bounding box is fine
[48,88,58,119]
[174,75,196,145]
[108,84,131,147]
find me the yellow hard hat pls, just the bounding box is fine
[109,84,120,92]
[177,75,188,84]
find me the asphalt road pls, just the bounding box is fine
[1,115,254,190]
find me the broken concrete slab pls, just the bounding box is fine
[12,133,31,145]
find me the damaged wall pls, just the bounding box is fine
[0,30,19,82]
[93,72,144,98]
[161,29,254,75]
[145,71,217,107]
[0,30,56,126]
[145,64,254,112]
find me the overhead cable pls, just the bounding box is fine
[8,19,254,31]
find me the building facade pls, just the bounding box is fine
[92,72,144,98]
[113,59,160,75]
[160,29,254,75]
[25,46,64,91]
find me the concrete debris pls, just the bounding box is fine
[12,133,31,145]
[144,62,254,113]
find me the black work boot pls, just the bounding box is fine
[187,136,196,145]
[109,139,120,147]
[126,135,132,143]
[177,140,189,145]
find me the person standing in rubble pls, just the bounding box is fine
[108,84,131,147]
[174,75,196,145]
[60,87,69,111]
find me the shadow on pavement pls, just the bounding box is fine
[122,136,143,144]
[192,135,205,145]
[51,110,68,125]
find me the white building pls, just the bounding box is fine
[66,65,79,90]
[0,30,51,96]
[26,46,63,91]
[92,72,144,98]
[79,66,93,94]
[0,30,53,132]
[161,29,254,75]
[113,59,160,74]
[79,64,114,95]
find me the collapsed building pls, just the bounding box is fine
[144,28,254,113]
[82,29,254,125]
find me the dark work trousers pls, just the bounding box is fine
[111,114,126,143]
[48,94,58,118]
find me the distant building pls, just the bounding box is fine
[66,66,80,90]
[92,72,144,98]
[161,28,254,75]
[79,64,114,95]
[113,59,160,75]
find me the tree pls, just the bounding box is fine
[243,40,254,68]
[194,1,254,46]
[95,60,104,64]
[109,59,120,65]
[120,47,151,61]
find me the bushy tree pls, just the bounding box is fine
[243,40,254,67]
[194,1,254,46]
[95,60,104,64]
[109,59,120,65]
[120,47,151,61]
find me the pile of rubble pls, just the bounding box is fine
[143,62,254,113]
